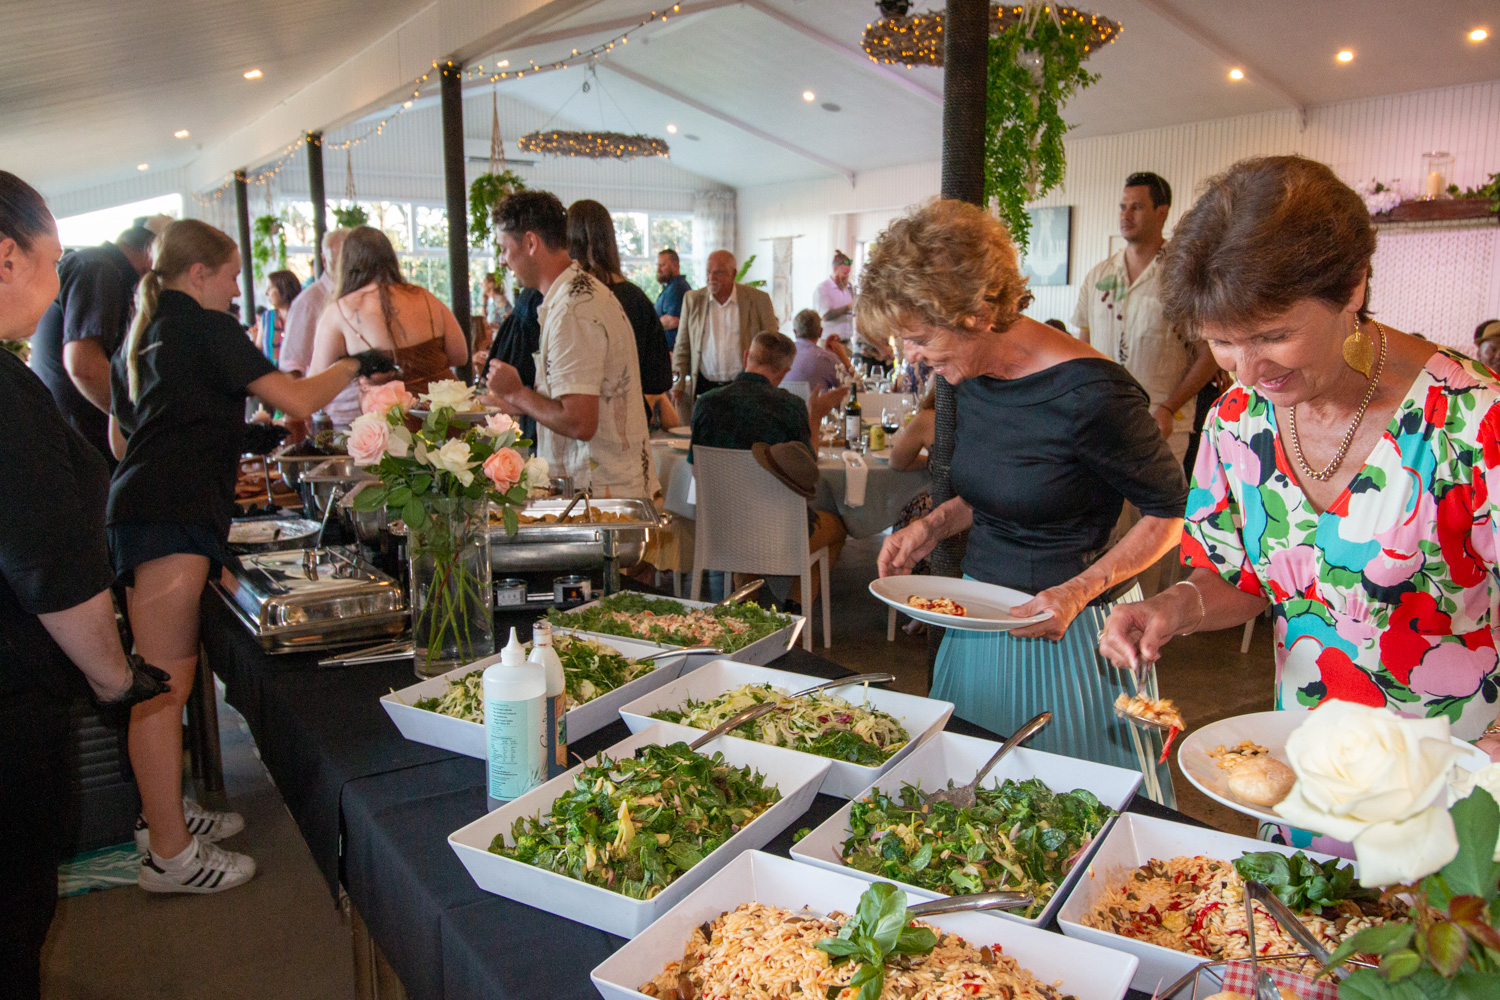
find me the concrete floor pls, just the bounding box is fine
[42,531,1274,997]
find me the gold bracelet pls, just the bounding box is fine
[1173,580,1206,635]
[1483,721,1500,739]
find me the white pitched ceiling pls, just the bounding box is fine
[7,0,1498,199]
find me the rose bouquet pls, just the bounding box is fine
[349,380,547,674]
[1276,702,1500,999]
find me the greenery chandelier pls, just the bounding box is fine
[518,129,670,160]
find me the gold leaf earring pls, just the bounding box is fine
[1342,319,1374,377]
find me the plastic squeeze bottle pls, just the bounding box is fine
[483,627,546,811]
[529,620,568,778]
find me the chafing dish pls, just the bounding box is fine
[488,497,663,575]
[227,516,323,554]
[270,439,346,490]
[302,457,377,520]
[213,546,407,652]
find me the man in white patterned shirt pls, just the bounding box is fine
[484,191,659,499]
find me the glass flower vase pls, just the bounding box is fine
[407,496,493,677]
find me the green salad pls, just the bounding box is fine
[548,592,791,653]
[841,778,1115,918]
[411,634,656,722]
[650,682,909,766]
[490,741,781,899]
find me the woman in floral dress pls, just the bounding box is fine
[1099,155,1500,759]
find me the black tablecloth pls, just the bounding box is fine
[201,595,1198,1000]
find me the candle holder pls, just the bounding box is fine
[1422,151,1454,200]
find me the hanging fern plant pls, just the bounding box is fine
[983,9,1106,252]
[251,214,287,281]
[468,170,528,261]
[331,203,369,229]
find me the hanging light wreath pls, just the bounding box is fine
[518,129,669,160]
[862,4,1120,66]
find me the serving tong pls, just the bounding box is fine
[1112,658,1171,804]
[681,673,899,753]
[791,889,1036,925]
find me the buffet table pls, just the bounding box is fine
[200,592,1195,1000]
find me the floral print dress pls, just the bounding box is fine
[1184,350,1500,741]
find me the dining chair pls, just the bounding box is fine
[688,445,830,649]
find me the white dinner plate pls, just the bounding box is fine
[1179,708,1490,826]
[407,407,501,425]
[869,575,1052,631]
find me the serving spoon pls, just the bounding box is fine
[918,712,1051,810]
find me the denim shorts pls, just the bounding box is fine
[108,522,226,586]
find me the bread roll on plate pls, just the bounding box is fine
[1227,755,1296,807]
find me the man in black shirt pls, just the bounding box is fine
[690,332,847,605]
[30,224,155,461]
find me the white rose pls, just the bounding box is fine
[1452,764,1500,862]
[1277,702,1462,887]
[523,455,550,496]
[421,379,476,412]
[479,412,518,438]
[425,439,476,486]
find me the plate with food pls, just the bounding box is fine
[447,721,830,938]
[1178,709,1490,825]
[617,660,953,798]
[550,592,800,667]
[868,576,1052,631]
[1056,812,1407,993]
[666,426,692,438]
[407,405,504,425]
[593,850,1138,1000]
[791,730,1140,929]
[382,632,696,752]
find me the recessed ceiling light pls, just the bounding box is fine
[1336,49,1354,62]
[243,68,262,80]
[666,123,678,133]
[403,100,413,108]
[1228,68,1244,80]
[821,102,842,112]
[137,163,149,171]
[802,90,815,101]
[174,129,190,138]
[1471,28,1489,42]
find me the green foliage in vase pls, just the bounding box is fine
[983,13,1101,253]
[735,253,766,289]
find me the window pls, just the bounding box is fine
[612,210,695,301]
[54,193,182,250]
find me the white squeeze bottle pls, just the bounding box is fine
[484,628,546,811]
[529,620,568,778]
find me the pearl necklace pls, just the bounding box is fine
[1285,321,1388,482]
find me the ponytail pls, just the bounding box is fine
[124,219,237,403]
[124,270,162,403]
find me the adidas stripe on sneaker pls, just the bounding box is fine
[138,838,255,895]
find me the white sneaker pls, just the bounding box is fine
[134,798,245,851]
[138,837,256,894]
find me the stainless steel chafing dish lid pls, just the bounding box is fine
[222,547,406,631]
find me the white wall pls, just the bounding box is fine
[737,79,1500,347]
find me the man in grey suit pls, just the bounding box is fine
[670,249,778,409]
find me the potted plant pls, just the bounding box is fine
[331,203,369,229]
[468,169,527,270]
[251,214,287,281]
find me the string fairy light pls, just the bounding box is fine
[862,3,1120,67]
[518,130,669,159]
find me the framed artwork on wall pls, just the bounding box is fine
[1019,206,1072,286]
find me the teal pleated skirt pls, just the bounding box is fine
[930,582,1176,807]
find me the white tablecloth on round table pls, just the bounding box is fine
[650,437,931,540]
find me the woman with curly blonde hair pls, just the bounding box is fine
[871,199,1188,800]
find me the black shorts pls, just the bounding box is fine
[108,522,226,586]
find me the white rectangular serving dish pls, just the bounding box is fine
[790,730,1141,929]
[447,721,830,938]
[554,594,803,668]
[381,633,690,757]
[591,850,1139,1000]
[1056,812,1359,995]
[617,660,953,798]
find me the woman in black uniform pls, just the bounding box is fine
[0,172,168,998]
[108,219,391,894]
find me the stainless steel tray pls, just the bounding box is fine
[488,497,662,573]
[216,546,408,652]
[227,516,322,554]
[555,594,802,668]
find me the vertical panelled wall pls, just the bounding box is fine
[738,79,1500,347]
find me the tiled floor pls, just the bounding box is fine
[42,531,1274,997]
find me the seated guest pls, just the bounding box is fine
[671,249,778,408]
[784,309,841,392]
[690,331,847,602]
[310,226,468,421]
[566,199,679,428]
[485,190,659,499]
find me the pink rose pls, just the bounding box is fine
[482,447,526,490]
[346,413,391,466]
[361,380,416,415]
[483,412,518,438]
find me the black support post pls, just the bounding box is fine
[233,170,257,327]
[440,62,473,379]
[307,131,327,278]
[927,0,989,682]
